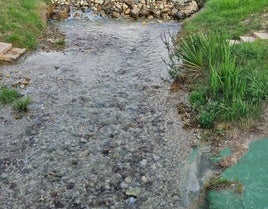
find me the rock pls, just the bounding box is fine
[124,176,132,183]
[110,173,122,187]
[80,137,88,143]
[141,175,148,183]
[50,0,199,21]
[152,9,161,18]
[140,7,150,17]
[171,8,178,16]
[120,181,128,189]
[124,8,131,15]
[112,11,120,18]
[139,159,148,167]
[130,6,140,18]
[126,187,141,197]
[175,11,186,20]
[181,0,198,16]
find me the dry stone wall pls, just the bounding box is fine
[50,0,199,21]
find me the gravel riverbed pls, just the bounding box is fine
[0,19,199,209]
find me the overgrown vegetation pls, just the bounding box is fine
[166,0,268,129]
[0,87,31,113]
[0,0,50,49]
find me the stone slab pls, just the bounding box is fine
[253,32,268,40]
[0,48,26,62]
[239,36,255,42]
[227,39,241,45]
[0,42,12,55]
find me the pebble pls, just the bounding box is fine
[139,159,148,167]
[125,176,132,184]
[126,187,141,197]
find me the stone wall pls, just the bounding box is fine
[50,0,198,21]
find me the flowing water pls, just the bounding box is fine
[0,18,200,209]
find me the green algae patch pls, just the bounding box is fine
[211,147,232,164]
[208,189,244,209]
[208,138,268,209]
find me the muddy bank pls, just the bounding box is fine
[0,19,205,208]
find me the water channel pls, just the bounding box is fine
[0,18,201,208]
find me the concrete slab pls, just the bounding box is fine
[0,42,12,55]
[0,48,26,62]
[253,32,268,40]
[239,36,255,42]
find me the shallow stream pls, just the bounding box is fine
[0,18,200,209]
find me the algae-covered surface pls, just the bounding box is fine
[208,138,268,209]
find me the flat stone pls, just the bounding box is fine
[0,48,26,62]
[126,187,141,197]
[239,36,255,42]
[227,39,241,45]
[0,42,12,55]
[253,32,268,40]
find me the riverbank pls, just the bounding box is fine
[0,0,50,49]
[177,0,268,208]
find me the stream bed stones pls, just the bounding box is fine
[50,0,199,21]
[0,19,201,208]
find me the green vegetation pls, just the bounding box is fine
[0,87,21,104]
[170,0,268,129]
[0,0,50,49]
[0,87,31,113]
[184,0,268,39]
[12,97,31,112]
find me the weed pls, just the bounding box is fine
[12,97,31,113]
[189,90,206,108]
[0,87,21,104]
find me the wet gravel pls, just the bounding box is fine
[0,19,198,209]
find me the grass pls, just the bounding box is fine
[171,0,268,129]
[12,97,31,113]
[183,0,268,39]
[180,34,268,128]
[0,0,50,49]
[0,87,21,104]
[0,87,31,113]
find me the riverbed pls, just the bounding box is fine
[0,18,200,209]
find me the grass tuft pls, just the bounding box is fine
[0,87,21,104]
[12,97,31,113]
